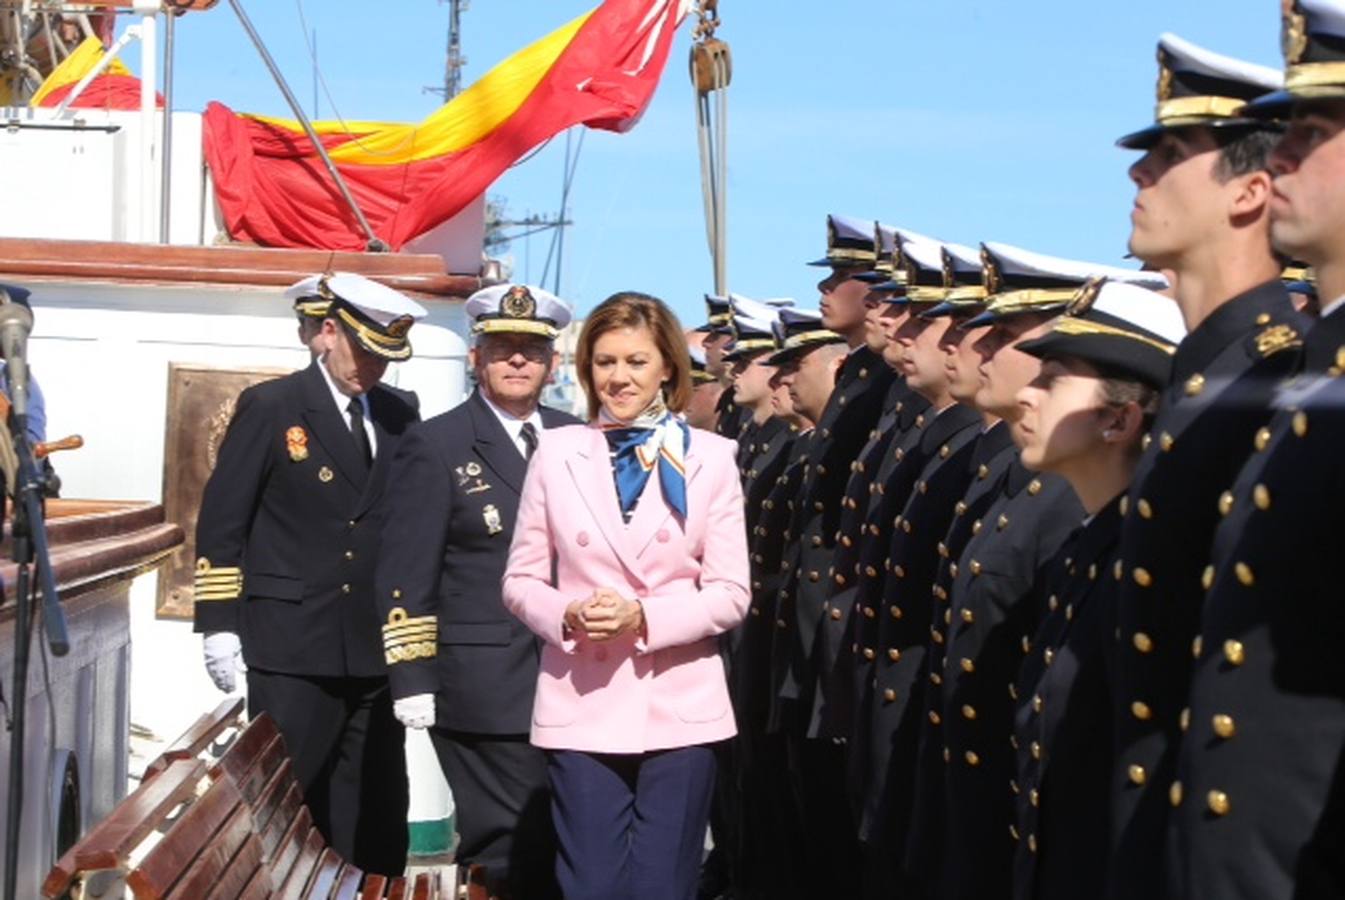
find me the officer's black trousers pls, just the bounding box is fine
[429,729,560,900]
[246,668,409,876]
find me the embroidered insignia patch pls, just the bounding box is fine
[286,426,309,462]
[483,504,503,535]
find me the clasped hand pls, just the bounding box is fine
[564,588,645,642]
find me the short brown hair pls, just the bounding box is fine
[575,291,693,420]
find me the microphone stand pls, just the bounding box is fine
[1,408,67,900]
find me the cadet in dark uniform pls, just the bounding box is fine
[772,215,897,898]
[685,343,723,431]
[698,294,747,440]
[726,297,792,487]
[374,284,578,900]
[194,273,425,875]
[1109,36,1311,897]
[1170,7,1345,896]
[852,240,983,897]
[1009,280,1185,900]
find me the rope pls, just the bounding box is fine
[692,5,730,297]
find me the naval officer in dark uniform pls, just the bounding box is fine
[1109,35,1311,897]
[1169,6,1345,896]
[374,284,577,900]
[194,272,425,875]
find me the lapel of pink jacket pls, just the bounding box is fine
[565,426,644,581]
[563,425,706,585]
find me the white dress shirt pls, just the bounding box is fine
[480,391,544,459]
[318,358,377,457]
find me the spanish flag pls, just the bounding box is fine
[204,0,691,251]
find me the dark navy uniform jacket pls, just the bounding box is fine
[858,403,982,848]
[1167,306,1345,900]
[769,346,895,733]
[192,361,420,679]
[904,421,1017,889]
[934,463,1082,900]
[373,389,578,734]
[1110,282,1308,898]
[1012,497,1123,900]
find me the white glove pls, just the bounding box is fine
[203,632,244,693]
[393,693,436,729]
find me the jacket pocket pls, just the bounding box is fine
[439,622,512,646]
[244,573,303,603]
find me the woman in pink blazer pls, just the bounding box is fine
[502,291,750,900]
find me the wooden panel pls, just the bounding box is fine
[330,865,364,900]
[299,848,344,900]
[385,876,409,900]
[359,874,388,900]
[250,758,298,836]
[0,237,481,297]
[259,782,305,865]
[267,804,313,890]
[234,865,274,900]
[144,697,245,779]
[166,808,261,900]
[128,776,245,898]
[274,827,327,900]
[41,758,204,897]
[210,714,283,786]
[410,871,438,900]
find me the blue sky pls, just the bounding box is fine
[164,0,1283,326]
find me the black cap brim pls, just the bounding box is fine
[1115,117,1280,150]
[0,283,32,307]
[1016,332,1172,388]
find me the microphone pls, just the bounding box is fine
[0,290,33,420]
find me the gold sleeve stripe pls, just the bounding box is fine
[386,642,436,665]
[384,624,439,643]
[193,560,242,602]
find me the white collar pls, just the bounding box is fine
[1320,294,1345,319]
[480,390,543,443]
[317,356,367,417]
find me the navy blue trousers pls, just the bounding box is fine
[546,744,718,900]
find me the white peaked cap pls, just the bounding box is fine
[1159,33,1283,91]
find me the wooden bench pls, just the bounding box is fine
[42,704,445,899]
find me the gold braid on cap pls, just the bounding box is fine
[1049,317,1178,355]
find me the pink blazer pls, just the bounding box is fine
[502,422,750,753]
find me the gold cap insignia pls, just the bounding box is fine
[503,285,537,319]
[941,249,957,290]
[386,315,413,339]
[1284,0,1309,65]
[1066,276,1106,317]
[1156,47,1175,102]
[981,247,1003,298]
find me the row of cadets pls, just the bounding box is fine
[730,307,830,899]
[1168,2,1345,897]
[769,213,903,899]
[833,235,987,893]
[889,245,1164,899]
[1107,29,1311,900]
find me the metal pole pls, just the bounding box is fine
[139,8,156,242]
[158,9,175,244]
[226,0,386,250]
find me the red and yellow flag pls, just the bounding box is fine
[204,0,691,251]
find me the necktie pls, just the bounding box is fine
[520,422,539,461]
[347,397,372,468]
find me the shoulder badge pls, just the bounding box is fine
[286,426,309,462]
[1254,323,1302,357]
[1066,276,1106,317]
